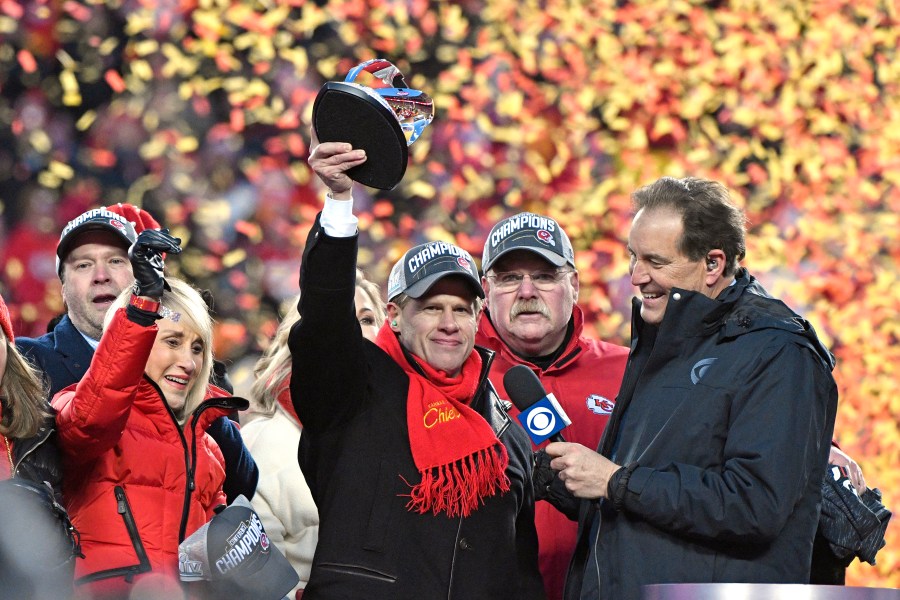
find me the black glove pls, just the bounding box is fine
[533,449,581,520]
[533,449,556,501]
[129,228,182,298]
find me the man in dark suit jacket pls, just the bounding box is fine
[16,203,258,503]
[19,313,95,397]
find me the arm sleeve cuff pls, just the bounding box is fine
[125,303,160,327]
[609,462,640,511]
[321,194,358,237]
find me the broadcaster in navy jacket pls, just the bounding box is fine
[545,176,838,600]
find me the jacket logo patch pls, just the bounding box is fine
[586,394,614,415]
[690,358,717,384]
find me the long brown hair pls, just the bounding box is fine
[250,293,300,418]
[1,335,51,439]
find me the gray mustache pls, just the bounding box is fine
[510,300,550,319]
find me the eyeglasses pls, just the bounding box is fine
[486,270,574,292]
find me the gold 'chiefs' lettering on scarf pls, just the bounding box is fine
[424,400,461,428]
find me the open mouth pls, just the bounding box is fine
[164,375,190,387]
[92,294,118,305]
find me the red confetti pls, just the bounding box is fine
[16,49,37,73]
[63,0,91,21]
[229,108,245,132]
[104,69,126,93]
[1,0,23,19]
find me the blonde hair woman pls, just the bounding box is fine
[241,268,385,597]
[52,230,248,598]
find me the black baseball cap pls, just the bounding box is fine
[56,208,138,277]
[482,212,575,272]
[387,241,484,301]
[178,495,299,600]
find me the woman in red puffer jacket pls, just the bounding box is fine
[53,230,247,599]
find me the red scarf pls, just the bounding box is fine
[375,323,509,517]
[276,383,301,426]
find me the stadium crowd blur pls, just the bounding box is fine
[0,0,898,588]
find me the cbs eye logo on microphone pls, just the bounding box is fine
[517,394,571,445]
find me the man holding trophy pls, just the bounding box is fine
[289,61,545,599]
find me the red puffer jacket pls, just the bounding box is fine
[52,308,248,596]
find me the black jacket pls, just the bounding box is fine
[11,412,63,494]
[290,218,545,600]
[563,270,838,600]
[3,410,75,599]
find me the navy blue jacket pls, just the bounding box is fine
[564,270,838,600]
[16,315,258,503]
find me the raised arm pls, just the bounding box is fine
[52,309,156,462]
[53,228,182,463]
[289,136,370,432]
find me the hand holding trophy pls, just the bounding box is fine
[312,59,434,190]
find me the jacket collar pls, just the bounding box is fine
[478,305,586,372]
[11,413,56,469]
[52,315,95,356]
[472,346,513,439]
[633,268,752,341]
[139,377,249,433]
[633,268,835,369]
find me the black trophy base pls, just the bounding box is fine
[312,82,408,190]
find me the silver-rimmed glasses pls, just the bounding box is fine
[486,270,574,292]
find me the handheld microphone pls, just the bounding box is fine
[503,365,571,445]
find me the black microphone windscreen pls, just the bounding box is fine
[503,365,548,412]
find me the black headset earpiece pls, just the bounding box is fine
[706,258,717,271]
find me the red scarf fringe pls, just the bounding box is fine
[407,444,510,518]
[376,323,510,518]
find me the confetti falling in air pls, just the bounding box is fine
[1,0,899,585]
